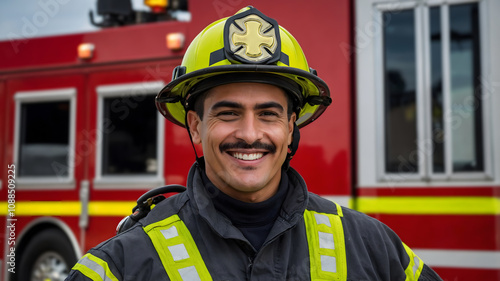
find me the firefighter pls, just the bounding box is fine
[67,7,442,280]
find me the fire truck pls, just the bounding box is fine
[1,0,499,280]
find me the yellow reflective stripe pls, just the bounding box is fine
[335,202,344,217]
[304,208,347,281]
[72,253,119,281]
[356,197,500,215]
[88,202,135,216]
[0,201,135,216]
[403,243,424,281]
[143,214,212,281]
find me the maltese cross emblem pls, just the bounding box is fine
[223,7,281,64]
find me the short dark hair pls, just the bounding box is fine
[191,87,296,121]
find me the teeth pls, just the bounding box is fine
[232,152,263,161]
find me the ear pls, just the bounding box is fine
[187,111,202,144]
[288,112,297,146]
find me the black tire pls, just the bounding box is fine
[17,228,77,281]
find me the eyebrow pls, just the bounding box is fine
[254,101,284,113]
[210,101,243,111]
[210,100,284,112]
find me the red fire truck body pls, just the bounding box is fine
[1,0,499,280]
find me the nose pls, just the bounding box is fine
[234,113,263,144]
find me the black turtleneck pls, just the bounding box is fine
[202,170,289,251]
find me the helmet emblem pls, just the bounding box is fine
[222,7,282,65]
[230,15,276,61]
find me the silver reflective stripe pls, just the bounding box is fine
[412,256,420,277]
[161,225,179,239]
[314,213,331,227]
[321,255,337,273]
[178,266,202,281]
[168,244,190,261]
[314,213,338,273]
[79,256,114,281]
[318,231,335,250]
[305,209,347,280]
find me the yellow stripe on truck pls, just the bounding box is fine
[2,197,499,216]
[355,196,500,215]
[88,201,136,216]
[0,201,135,216]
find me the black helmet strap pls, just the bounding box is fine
[184,112,205,170]
[284,122,300,170]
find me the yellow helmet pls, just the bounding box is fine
[156,6,331,128]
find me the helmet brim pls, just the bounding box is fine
[156,64,331,128]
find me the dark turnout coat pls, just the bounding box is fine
[66,163,442,281]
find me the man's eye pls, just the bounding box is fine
[261,111,279,117]
[215,111,239,120]
[217,111,237,116]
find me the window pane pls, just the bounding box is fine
[102,94,158,175]
[449,3,483,172]
[430,7,445,173]
[19,101,70,177]
[383,9,418,173]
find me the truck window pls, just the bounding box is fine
[101,94,158,175]
[18,101,70,176]
[95,81,164,187]
[383,9,417,173]
[380,2,487,179]
[14,88,76,182]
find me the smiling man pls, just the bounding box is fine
[188,82,294,203]
[67,6,442,281]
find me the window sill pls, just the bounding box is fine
[93,176,165,190]
[15,178,75,190]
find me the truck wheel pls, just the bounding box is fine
[18,228,77,281]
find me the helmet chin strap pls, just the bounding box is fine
[284,123,300,170]
[185,112,205,170]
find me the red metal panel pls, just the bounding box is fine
[434,267,500,281]
[85,217,125,251]
[369,214,499,251]
[358,186,500,197]
[0,22,188,72]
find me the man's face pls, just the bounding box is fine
[187,83,296,203]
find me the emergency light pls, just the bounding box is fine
[78,43,95,60]
[166,32,185,51]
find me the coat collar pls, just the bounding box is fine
[186,161,309,246]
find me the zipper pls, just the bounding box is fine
[246,256,254,280]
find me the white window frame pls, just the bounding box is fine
[93,81,165,189]
[356,0,499,187]
[13,88,77,189]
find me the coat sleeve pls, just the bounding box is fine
[65,251,122,281]
[419,264,443,281]
[65,269,94,281]
[391,229,442,281]
[340,206,443,281]
[401,242,442,281]
[64,224,168,281]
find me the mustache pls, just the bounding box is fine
[220,141,276,154]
